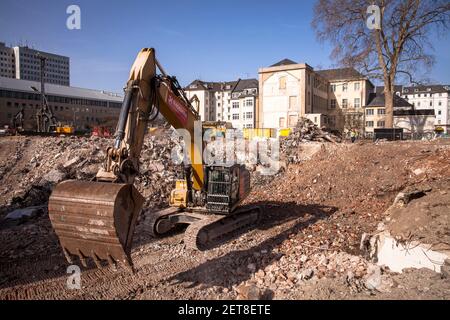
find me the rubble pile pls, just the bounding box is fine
[0,130,182,217]
[281,117,341,164]
[236,249,394,297]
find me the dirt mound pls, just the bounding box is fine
[385,179,450,250]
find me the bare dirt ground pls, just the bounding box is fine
[0,135,449,300]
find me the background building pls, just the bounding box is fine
[185,78,258,129]
[363,93,435,137]
[318,68,374,135]
[229,78,258,129]
[258,59,328,130]
[0,76,122,130]
[0,42,70,86]
[400,85,450,133]
[0,42,15,79]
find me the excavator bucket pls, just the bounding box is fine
[48,180,144,268]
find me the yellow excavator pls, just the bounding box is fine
[48,48,260,269]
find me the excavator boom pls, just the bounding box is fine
[48,48,203,268]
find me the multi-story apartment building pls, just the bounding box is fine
[229,79,258,129]
[185,80,233,122]
[0,42,70,86]
[400,85,450,133]
[184,78,259,129]
[363,92,435,136]
[0,76,122,130]
[0,42,15,79]
[317,68,374,135]
[258,59,328,130]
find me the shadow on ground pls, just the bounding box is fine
[167,201,337,289]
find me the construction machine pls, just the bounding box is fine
[48,48,260,269]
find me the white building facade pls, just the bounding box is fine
[258,59,329,130]
[185,78,258,129]
[400,85,450,133]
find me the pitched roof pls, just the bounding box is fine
[402,85,450,94]
[317,67,365,81]
[185,79,238,91]
[376,85,404,94]
[366,93,413,108]
[270,58,298,67]
[377,84,450,94]
[232,78,258,92]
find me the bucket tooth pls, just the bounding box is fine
[62,247,73,264]
[78,249,88,268]
[91,251,102,268]
[107,254,117,269]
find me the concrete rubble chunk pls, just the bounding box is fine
[63,156,81,169]
[236,282,263,300]
[4,206,43,220]
[42,169,66,184]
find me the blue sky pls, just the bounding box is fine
[0,0,448,93]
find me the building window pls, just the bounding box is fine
[331,84,336,92]
[330,99,336,109]
[279,117,286,128]
[279,76,286,90]
[438,110,442,115]
[439,101,442,106]
[288,115,297,127]
[342,99,348,108]
[232,114,239,120]
[342,83,348,92]
[245,112,253,119]
[354,98,360,108]
[245,99,253,107]
[329,116,336,126]
[366,121,374,127]
[430,101,432,107]
[366,109,374,115]
[232,102,239,109]
[354,82,360,91]
[377,108,385,115]
[377,121,385,127]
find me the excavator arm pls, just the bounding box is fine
[48,48,204,268]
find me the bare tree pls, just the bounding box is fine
[312,0,450,127]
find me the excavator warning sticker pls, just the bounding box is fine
[167,91,188,125]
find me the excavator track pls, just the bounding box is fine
[184,206,261,251]
[145,207,179,237]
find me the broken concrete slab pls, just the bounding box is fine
[4,206,44,220]
[41,169,66,184]
[373,231,449,273]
